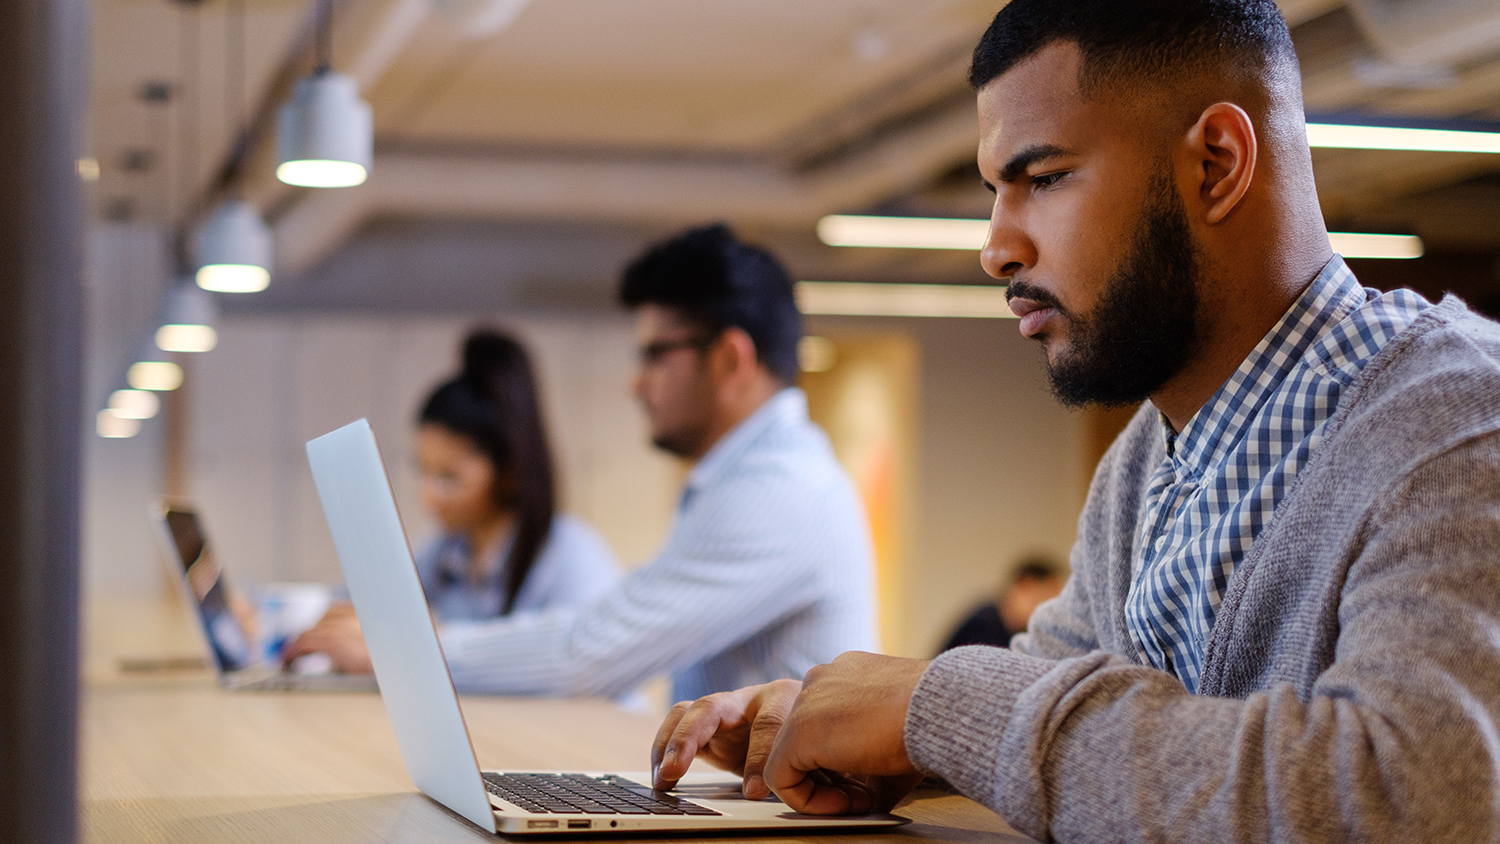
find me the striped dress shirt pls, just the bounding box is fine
[1124,256,1428,691]
[437,388,878,702]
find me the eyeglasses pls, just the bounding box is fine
[636,334,715,368]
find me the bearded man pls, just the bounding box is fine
[649,2,1500,842]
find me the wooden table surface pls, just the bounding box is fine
[81,596,1037,843]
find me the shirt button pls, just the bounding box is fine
[1154,536,1166,551]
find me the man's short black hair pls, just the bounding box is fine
[619,223,803,383]
[969,0,1297,97]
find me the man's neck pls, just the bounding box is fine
[1151,235,1334,432]
[685,377,785,464]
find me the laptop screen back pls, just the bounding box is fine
[160,506,256,673]
[306,418,498,833]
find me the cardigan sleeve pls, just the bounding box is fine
[904,431,1500,844]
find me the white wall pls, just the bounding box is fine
[184,312,683,590]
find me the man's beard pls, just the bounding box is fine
[652,430,703,459]
[1010,173,1201,409]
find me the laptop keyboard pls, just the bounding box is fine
[482,773,721,816]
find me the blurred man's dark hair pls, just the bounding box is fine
[1011,557,1062,587]
[619,223,803,383]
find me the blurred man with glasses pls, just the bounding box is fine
[330,223,878,702]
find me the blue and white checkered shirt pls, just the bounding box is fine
[1123,256,1429,691]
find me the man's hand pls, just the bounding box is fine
[653,679,802,798]
[651,652,930,815]
[281,602,373,674]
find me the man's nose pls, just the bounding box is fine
[979,199,1035,281]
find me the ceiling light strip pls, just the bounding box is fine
[1329,232,1423,259]
[817,215,988,250]
[797,281,1013,319]
[818,215,1424,260]
[1306,123,1500,154]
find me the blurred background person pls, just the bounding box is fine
[289,224,877,701]
[414,329,619,619]
[288,330,619,667]
[939,556,1063,652]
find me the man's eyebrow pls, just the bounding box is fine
[996,143,1075,184]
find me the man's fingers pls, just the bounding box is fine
[650,701,692,781]
[740,688,792,800]
[765,769,873,815]
[651,693,742,789]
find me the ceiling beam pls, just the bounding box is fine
[275,93,982,276]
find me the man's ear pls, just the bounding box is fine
[1187,102,1257,226]
[713,327,760,384]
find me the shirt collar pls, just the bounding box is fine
[433,531,510,586]
[684,387,807,494]
[1163,255,1364,475]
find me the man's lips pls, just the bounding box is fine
[1008,297,1057,338]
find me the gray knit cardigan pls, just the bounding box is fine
[905,296,1500,843]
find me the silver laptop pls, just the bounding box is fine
[151,499,376,693]
[305,418,908,835]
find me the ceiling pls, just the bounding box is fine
[88,0,1500,314]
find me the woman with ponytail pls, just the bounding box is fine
[285,328,619,675]
[411,329,619,619]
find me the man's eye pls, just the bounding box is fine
[1032,171,1067,189]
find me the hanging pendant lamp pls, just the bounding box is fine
[128,337,184,391]
[276,0,372,189]
[194,199,273,292]
[276,70,372,187]
[156,281,221,353]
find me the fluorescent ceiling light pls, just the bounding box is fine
[820,215,1424,261]
[1306,123,1500,154]
[156,324,219,353]
[1329,232,1424,259]
[818,215,987,250]
[108,389,160,420]
[96,409,140,439]
[127,361,184,391]
[797,281,1013,319]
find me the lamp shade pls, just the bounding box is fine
[276,70,372,188]
[97,409,141,439]
[156,283,221,353]
[194,200,273,292]
[165,280,220,326]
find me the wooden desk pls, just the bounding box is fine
[81,595,1036,843]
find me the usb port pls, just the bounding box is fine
[527,820,558,829]
[567,820,591,829]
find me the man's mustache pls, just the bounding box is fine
[1005,279,1066,314]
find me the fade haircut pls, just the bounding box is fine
[970,0,1305,153]
[619,224,803,384]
